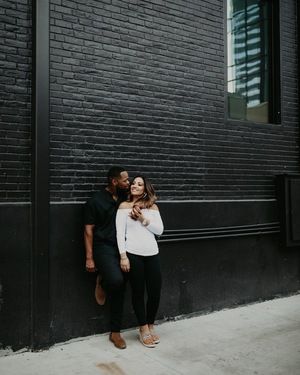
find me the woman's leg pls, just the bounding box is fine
[127,253,147,326]
[127,253,155,347]
[145,254,162,325]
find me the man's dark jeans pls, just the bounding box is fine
[93,243,126,332]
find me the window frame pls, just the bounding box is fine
[225,0,281,126]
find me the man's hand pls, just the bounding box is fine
[84,224,95,271]
[86,258,97,272]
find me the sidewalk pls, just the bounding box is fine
[1,294,300,375]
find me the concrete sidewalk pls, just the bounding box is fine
[1,294,300,375]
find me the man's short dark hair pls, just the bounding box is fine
[107,166,126,183]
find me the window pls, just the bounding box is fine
[226,0,280,123]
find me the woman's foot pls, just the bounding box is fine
[139,326,155,348]
[148,324,160,344]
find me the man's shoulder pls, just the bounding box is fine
[87,188,106,201]
[84,190,106,210]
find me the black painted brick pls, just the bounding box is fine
[48,0,299,202]
[0,0,299,202]
[0,0,32,202]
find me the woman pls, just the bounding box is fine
[116,176,164,348]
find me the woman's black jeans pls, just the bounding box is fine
[127,253,162,326]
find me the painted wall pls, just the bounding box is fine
[48,200,299,345]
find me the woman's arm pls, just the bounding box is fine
[116,209,130,272]
[138,205,164,236]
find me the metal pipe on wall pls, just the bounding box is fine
[31,0,50,350]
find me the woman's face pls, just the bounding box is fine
[130,177,145,197]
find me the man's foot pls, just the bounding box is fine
[109,332,127,349]
[95,274,106,305]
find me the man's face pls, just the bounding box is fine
[115,171,130,191]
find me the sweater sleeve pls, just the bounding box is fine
[116,209,127,255]
[146,210,164,236]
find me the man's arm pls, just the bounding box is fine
[84,224,96,272]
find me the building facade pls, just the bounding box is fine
[0,0,299,350]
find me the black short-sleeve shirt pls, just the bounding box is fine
[84,188,126,246]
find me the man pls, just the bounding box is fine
[84,166,130,349]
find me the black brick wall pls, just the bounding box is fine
[0,0,298,202]
[0,0,32,202]
[49,0,299,202]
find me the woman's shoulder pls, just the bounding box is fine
[118,201,132,209]
[148,203,159,211]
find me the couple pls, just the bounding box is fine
[84,166,164,349]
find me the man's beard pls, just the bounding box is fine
[116,186,129,200]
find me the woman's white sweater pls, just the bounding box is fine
[116,208,164,256]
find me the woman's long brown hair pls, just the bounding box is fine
[128,175,157,209]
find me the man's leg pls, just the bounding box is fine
[93,246,127,349]
[95,273,106,305]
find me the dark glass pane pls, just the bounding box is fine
[227,0,271,123]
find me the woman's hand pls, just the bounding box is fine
[120,256,130,272]
[130,204,141,220]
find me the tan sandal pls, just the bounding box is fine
[139,332,155,348]
[149,329,160,344]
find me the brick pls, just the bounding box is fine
[1,0,299,203]
[0,0,31,202]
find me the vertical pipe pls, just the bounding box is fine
[31,0,50,349]
[298,0,300,159]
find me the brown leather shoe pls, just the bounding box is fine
[95,274,106,305]
[109,332,127,349]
